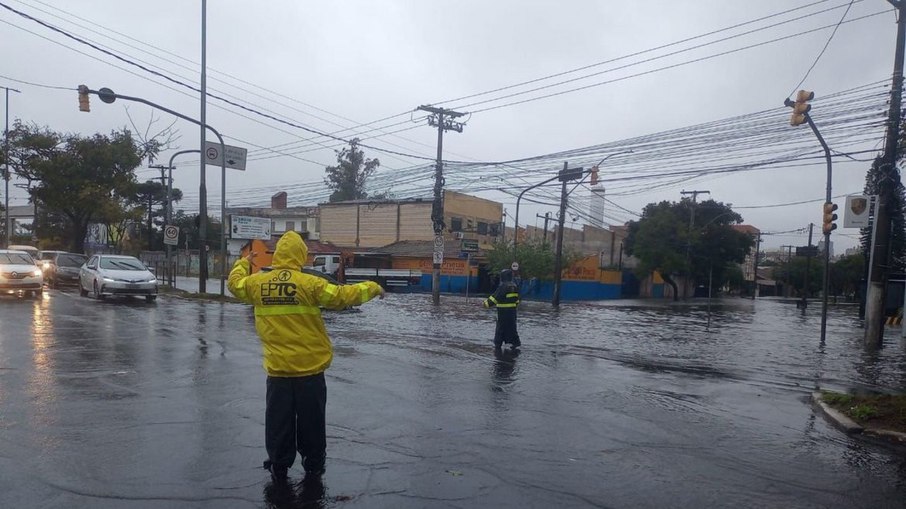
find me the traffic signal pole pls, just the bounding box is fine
[805,114,833,346]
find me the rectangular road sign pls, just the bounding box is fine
[204,141,248,171]
[163,225,179,246]
[796,245,819,257]
[230,215,271,240]
[843,194,873,228]
[461,239,479,252]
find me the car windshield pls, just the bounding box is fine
[99,258,146,270]
[41,252,57,260]
[58,254,87,267]
[0,253,35,265]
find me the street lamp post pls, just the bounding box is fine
[513,150,632,257]
[80,86,226,295]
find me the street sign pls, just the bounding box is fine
[163,225,179,246]
[231,215,271,240]
[511,262,520,271]
[843,194,873,228]
[796,245,819,257]
[433,251,444,264]
[461,239,479,252]
[204,141,248,171]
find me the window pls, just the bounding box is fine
[477,222,488,235]
[451,217,463,232]
[285,221,295,232]
[331,256,341,264]
[489,223,500,237]
[271,220,276,233]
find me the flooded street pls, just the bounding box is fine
[1,290,905,508]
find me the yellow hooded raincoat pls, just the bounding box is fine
[228,231,382,377]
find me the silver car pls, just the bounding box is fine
[79,254,158,302]
[0,249,43,297]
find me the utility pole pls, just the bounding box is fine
[553,162,584,307]
[803,223,814,313]
[865,0,906,348]
[416,105,465,306]
[538,212,552,243]
[3,86,21,249]
[752,232,761,299]
[681,189,710,298]
[198,0,208,292]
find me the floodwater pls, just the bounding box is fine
[0,290,904,508]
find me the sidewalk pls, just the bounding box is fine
[170,275,229,295]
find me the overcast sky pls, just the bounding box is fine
[0,0,899,252]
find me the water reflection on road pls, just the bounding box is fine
[0,291,904,508]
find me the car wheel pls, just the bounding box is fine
[146,295,157,302]
[93,281,105,300]
[79,281,88,297]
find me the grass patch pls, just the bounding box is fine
[821,390,906,433]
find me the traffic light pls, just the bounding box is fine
[590,165,599,186]
[822,202,838,234]
[789,89,813,126]
[78,84,90,112]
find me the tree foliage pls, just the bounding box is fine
[625,199,754,299]
[486,237,581,282]
[861,156,906,272]
[6,122,154,252]
[324,138,380,202]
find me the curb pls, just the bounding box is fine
[811,392,864,434]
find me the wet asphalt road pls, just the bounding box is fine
[1,289,905,508]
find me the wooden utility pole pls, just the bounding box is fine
[865,0,906,348]
[416,105,465,305]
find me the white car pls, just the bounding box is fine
[0,249,43,297]
[79,254,158,302]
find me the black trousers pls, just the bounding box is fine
[265,373,327,472]
[494,309,520,347]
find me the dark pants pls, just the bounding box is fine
[265,373,327,473]
[494,309,520,347]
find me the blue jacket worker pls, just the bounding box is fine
[484,269,521,349]
[228,231,385,483]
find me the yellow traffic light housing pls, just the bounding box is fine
[790,89,813,126]
[590,165,599,186]
[78,84,90,112]
[822,202,838,234]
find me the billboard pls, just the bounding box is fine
[230,215,271,240]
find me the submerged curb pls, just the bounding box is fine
[811,392,863,433]
[812,392,906,445]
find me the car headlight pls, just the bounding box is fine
[103,277,115,282]
[33,269,42,277]
[147,278,158,284]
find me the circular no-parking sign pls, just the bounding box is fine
[205,147,219,160]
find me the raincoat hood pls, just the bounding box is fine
[271,231,308,269]
[500,269,513,282]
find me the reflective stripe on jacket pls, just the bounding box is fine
[484,281,520,309]
[228,231,382,377]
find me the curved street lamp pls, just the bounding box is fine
[512,150,632,257]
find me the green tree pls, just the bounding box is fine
[324,138,380,202]
[6,122,153,252]
[775,256,822,298]
[625,199,753,300]
[133,180,183,250]
[171,210,222,250]
[861,156,906,272]
[486,237,581,282]
[830,253,865,299]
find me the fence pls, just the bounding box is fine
[139,250,240,287]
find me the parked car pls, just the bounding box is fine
[0,249,43,297]
[42,252,88,288]
[79,254,158,302]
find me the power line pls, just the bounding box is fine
[790,0,857,95]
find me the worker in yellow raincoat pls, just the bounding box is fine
[228,231,384,483]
